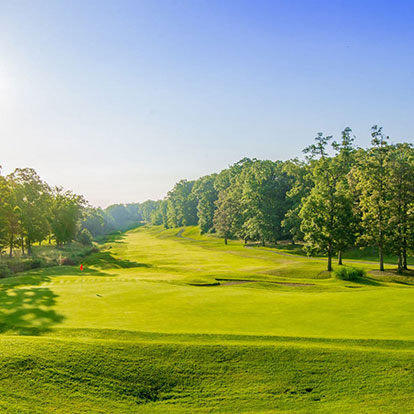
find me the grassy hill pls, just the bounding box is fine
[0,226,413,413]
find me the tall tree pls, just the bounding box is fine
[7,168,51,255]
[0,174,11,253]
[213,188,240,244]
[191,174,218,234]
[241,160,291,245]
[282,159,313,244]
[50,187,86,246]
[166,180,197,228]
[354,126,391,271]
[386,143,414,272]
[300,133,355,271]
[331,127,359,264]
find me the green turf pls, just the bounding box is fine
[0,225,413,412]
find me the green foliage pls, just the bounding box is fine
[299,131,357,270]
[334,266,366,281]
[213,188,240,243]
[166,179,198,227]
[0,263,12,278]
[50,187,86,245]
[241,160,292,244]
[105,203,141,230]
[7,168,51,253]
[353,126,391,271]
[191,174,218,234]
[77,228,93,246]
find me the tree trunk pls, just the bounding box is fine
[261,237,265,247]
[224,237,228,245]
[27,240,32,256]
[21,239,25,255]
[338,250,343,265]
[9,235,13,258]
[327,243,333,272]
[379,243,384,272]
[397,252,403,274]
[403,241,408,270]
[244,238,247,245]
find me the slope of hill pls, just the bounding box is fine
[0,225,413,413]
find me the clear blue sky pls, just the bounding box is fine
[1,0,413,207]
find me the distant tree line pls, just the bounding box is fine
[0,167,159,257]
[150,126,414,273]
[80,200,159,238]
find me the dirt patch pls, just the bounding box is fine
[219,280,254,286]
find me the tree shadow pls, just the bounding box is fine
[0,286,64,335]
[96,232,127,245]
[28,266,110,277]
[83,251,152,269]
[351,275,383,286]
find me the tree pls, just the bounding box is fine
[0,174,11,253]
[282,159,313,244]
[106,204,140,230]
[241,160,292,246]
[331,127,359,264]
[81,208,106,237]
[213,188,240,244]
[191,174,218,234]
[166,180,197,228]
[300,133,355,271]
[7,168,51,255]
[78,228,93,246]
[386,143,414,272]
[139,200,158,223]
[354,126,391,271]
[50,187,86,246]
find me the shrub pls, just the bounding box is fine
[30,258,44,269]
[0,264,12,278]
[335,266,365,281]
[6,259,32,274]
[78,229,93,246]
[60,257,77,266]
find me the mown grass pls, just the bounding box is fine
[0,225,413,412]
[0,334,413,413]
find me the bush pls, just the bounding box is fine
[89,246,100,254]
[6,259,32,274]
[78,229,93,246]
[60,257,78,266]
[30,258,45,269]
[335,266,366,281]
[0,264,12,278]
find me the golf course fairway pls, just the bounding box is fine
[0,225,413,413]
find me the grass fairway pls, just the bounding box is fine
[0,226,413,413]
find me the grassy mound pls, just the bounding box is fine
[0,333,413,413]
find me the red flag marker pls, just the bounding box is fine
[80,264,84,271]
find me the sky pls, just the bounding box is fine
[1,0,413,207]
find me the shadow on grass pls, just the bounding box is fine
[0,285,64,335]
[84,251,152,269]
[351,275,383,286]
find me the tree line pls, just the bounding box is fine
[149,126,414,273]
[0,167,159,257]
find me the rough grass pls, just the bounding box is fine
[0,225,413,412]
